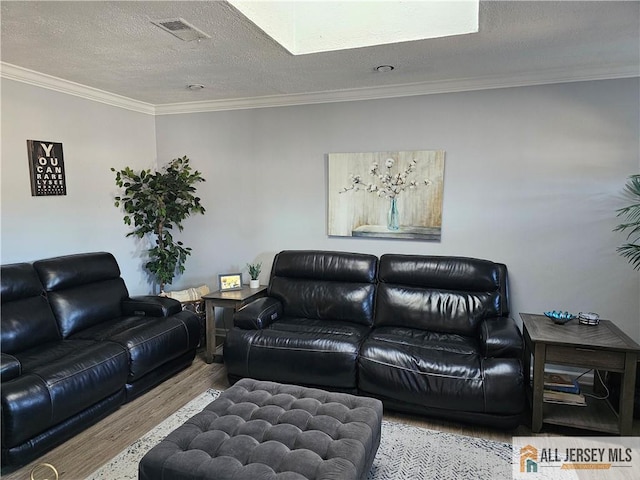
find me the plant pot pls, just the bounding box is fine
[249,279,260,289]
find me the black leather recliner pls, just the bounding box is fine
[1,252,201,467]
[358,254,525,428]
[224,250,526,429]
[225,250,378,392]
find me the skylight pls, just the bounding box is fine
[228,1,479,55]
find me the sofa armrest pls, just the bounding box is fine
[234,297,283,330]
[479,316,523,358]
[1,353,21,382]
[122,295,182,317]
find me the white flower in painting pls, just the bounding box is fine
[340,156,431,199]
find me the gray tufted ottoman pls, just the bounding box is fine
[138,378,383,480]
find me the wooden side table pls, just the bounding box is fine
[521,313,640,435]
[202,286,267,363]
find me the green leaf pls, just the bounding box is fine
[615,174,640,270]
[111,155,206,288]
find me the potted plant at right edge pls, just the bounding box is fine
[615,174,640,270]
[247,262,262,289]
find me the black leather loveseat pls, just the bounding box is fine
[1,252,201,467]
[224,250,526,429]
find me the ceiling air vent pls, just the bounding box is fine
[151,18,211,42]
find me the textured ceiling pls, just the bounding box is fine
[1,1,638,108]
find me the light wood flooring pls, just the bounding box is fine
[3,351,638,479]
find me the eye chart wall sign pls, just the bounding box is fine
[27,140,67,196]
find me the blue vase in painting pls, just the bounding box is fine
[387,197,399,230]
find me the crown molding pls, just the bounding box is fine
[0,63,155,115]
[2,61,637,116]
[153,64,640,115]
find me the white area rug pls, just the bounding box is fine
[86,389,512,480]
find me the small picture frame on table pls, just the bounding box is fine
[218,273,243,291]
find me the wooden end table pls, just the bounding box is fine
[202,286,267,363]
[521,313,640,435]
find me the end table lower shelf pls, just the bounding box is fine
[537,386,622,435]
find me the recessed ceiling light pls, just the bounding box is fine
[375,65,395,73]
[187,84,205,90]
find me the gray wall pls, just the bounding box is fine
[1,76,638,340]
[155,78,640,340]
[1,79,157,294]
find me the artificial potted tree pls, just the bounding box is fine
[247,262,262,289]
[611,173,640,417]
[112,155,206,292]
[615,174,640,270]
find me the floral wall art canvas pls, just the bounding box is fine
[327,150,445,240]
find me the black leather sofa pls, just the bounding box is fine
[1,252,201,467]
[224,250,526,429]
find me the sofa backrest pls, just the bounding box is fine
[376,254,509,336]
[269,250,378,327]
[33,252,129,338]
[1,263,61,353]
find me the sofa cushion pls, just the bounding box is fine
[33,252,122,291]
[225,319,370,390]
[72,311,200,381]
[270,279,376,327]
[376,284,501,336]
[358,326,524,415]
[15,339,102,372]
[376,255,509,336]
[3,340,129,447]
[34,253,129,338]
[1,263,61,353]
[1,262,44,302]
[271,250,378,283]
[269,251,378,327]
[47,279,130,338]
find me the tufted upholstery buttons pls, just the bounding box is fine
[139,378,383,480]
